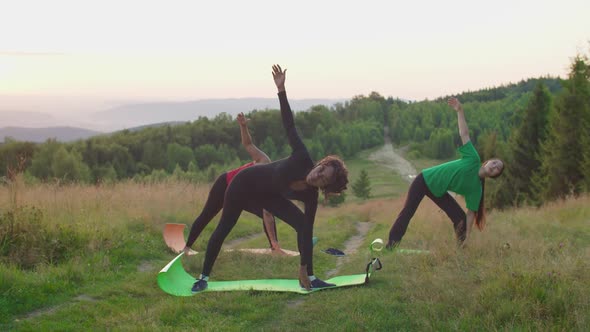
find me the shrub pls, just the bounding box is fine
[0,206,86,269]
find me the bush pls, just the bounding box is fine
[0,206,86,269]
[407,150,422,159]
[326,192,346,207]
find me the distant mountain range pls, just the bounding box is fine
[0,97,346,143]
[0,126,103,143]
[87,97,346,130]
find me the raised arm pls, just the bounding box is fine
[448,97,470,145]
[272,64,286,93]
[237,113,271,164]
[272,64,306,152]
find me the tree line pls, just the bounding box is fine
[0,98,387,184]
[1,53,588,210]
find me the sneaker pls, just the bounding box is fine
[454,219,467,246]
[191,278,208,293]
[310,278,336,289]
[299,278,336,289]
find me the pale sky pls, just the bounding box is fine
[1,0,589,104]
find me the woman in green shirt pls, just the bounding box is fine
[387,97,504,248]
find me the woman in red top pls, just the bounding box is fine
[182,112,284,254]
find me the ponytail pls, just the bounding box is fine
[475,159,504,231]
[475,178,486,231]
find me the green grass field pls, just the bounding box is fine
[1,155,589,331]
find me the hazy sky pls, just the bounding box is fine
[1,0,588,103]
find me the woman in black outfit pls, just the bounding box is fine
[192,65,349,292]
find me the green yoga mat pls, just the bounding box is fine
[157,252,379,296]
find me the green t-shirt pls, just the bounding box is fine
[422,141,482,211]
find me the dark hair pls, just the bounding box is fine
[474,159,504,230]
[475,178,487,231]
[315,155,348,198]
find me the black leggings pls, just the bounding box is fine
[185,173,276,248]
[388,173,466,242]
[202,172,313,277]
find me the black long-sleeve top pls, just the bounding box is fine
[215,91,318,267]
[273,91,318,265]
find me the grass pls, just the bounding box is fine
[1,168,589,330]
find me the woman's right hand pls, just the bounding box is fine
[272,64,286,92]
[299,264,311,290]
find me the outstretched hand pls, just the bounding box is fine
[237,112,249,126]
[448,97,463,112]
[272,64,286,91]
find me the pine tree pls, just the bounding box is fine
[509,83,552,205]
[535,56,590,201]
[480,131,499,162]
[352,169,372,200]
[580,56,590,192]
[582,133,590,191]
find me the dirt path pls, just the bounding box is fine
[287,221,373,308]
[325,221,373,278]
[21,294,97,322]
[368,126,417,182]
